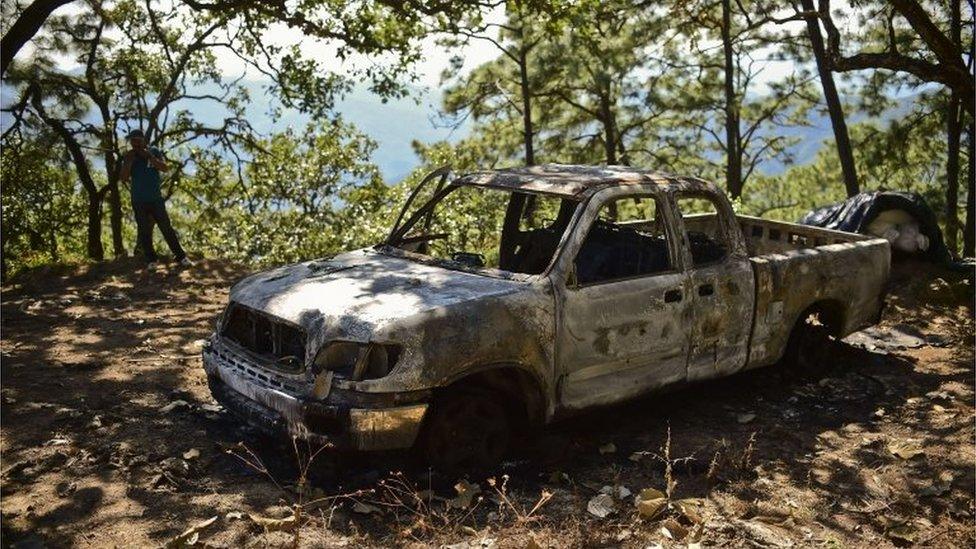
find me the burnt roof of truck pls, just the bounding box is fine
[457,164,710,197]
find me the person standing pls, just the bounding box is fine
[120,129,192,269]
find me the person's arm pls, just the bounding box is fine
[147,148,169,172]
[120,150,135,181]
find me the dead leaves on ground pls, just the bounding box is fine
[586,482,706,544]
[165,510,301,547]
[165,515,218,548]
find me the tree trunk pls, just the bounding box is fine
[107,179,126,257]
[86,193,105,261]
[617,138,630,166]
[944,0,962,257]
[517,47,535,166]
[1,0,75,75]
[598,79,618,164]
[49,221,58,262]
[965,122,975,258]
[721,0,742,198]
[102,144,127,258]
[30,84,105,260]
[945,98,963,258]
[801,0,858,197]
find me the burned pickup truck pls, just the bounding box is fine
[203,165,890,468]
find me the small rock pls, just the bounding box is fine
[182,449,200,460]
[160,400,189,413]
[199,403,222,414]
[587,493,615,518]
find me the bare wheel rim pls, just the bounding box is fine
[427,395,509,469]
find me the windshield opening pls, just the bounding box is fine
[386,184,580,276]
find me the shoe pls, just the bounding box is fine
[178,256,195,267]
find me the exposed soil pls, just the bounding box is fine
[1,258,973,548]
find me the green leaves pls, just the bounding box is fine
[171,119,385,265]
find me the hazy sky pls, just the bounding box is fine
[29,2,803,91]
[26,2,504,89]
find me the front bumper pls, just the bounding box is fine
[202,341,428,451]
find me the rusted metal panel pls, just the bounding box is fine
[458,164,703,197]
[745,237,890,367]
[551,184,689,410]
[348,404,428,450]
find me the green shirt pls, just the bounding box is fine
[130,147,164,203]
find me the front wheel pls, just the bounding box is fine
[419,389,511,471]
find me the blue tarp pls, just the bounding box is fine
[799,191,951,263]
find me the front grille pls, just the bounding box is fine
[221,303,307,373]
[207,342,304,394]
[208,376,286,436]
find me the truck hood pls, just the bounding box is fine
[229,249,524,341]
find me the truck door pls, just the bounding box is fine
[673,192,755,381]
[556,191,691,410]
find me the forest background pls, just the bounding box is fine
[1,0,973,278]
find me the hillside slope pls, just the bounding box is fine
[1,258,973,547]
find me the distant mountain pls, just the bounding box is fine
[761,95,920,175]
[2,77,919,181]
[227,81,470,183]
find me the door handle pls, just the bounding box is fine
[664,289,682,303]
[698,283,714,297]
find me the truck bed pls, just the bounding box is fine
[736,215,876,256]
[737,215,890,367]
[683,213,890,369]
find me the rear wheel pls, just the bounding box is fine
[420,389,511,471]
[782,312,832,372]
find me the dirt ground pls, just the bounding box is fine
[1,258,973,548]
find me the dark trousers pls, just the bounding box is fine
[133,200,185,262]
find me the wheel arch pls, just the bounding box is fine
[432,363,548,430]
[792,298,848,338]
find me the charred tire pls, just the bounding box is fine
[418,388,512,472]
[781,314,832,373]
